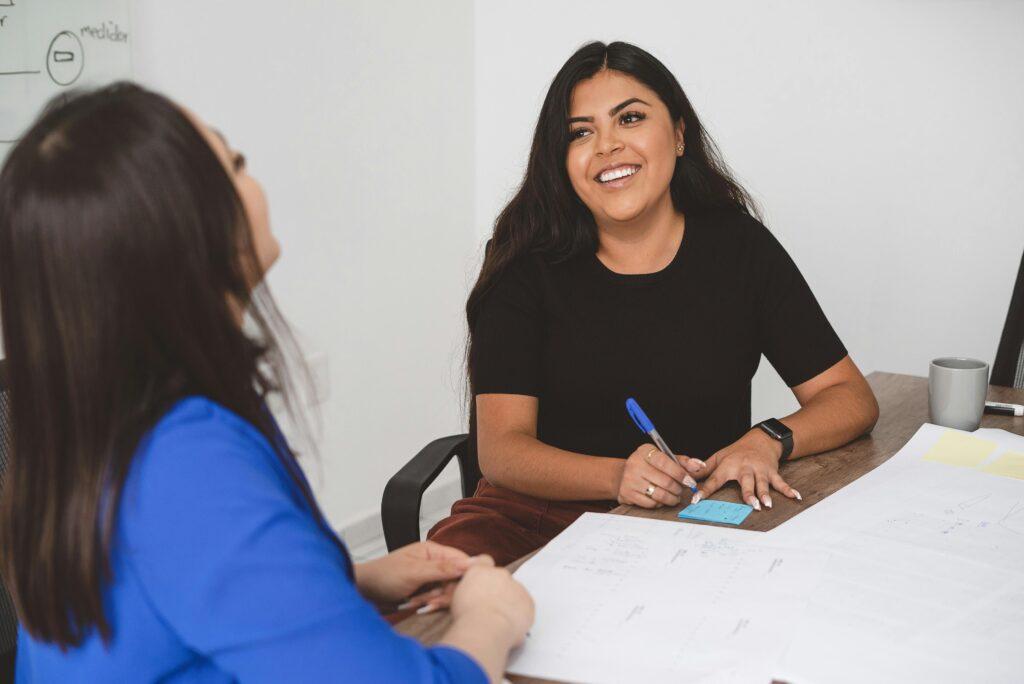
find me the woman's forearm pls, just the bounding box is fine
[351,561,387,605]
[440,612,519,684]
[778,377,879,461]
[480,431,624,501]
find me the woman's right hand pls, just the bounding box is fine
[616,443,704,508]
[450,563,534,648]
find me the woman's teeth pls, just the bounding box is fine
[598,165,640,183]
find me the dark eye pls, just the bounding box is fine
[232,153,246,172]
[620,111,646,125]
[569,127,591,142]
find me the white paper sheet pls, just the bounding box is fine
[772,423,1024,684]
[506,513,829,684]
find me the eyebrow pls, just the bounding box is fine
[568,97,652,124]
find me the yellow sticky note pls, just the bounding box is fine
[922,430,997,468]
[979,452,1024,480]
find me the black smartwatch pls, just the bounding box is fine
[757,418,794,463]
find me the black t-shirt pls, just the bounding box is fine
[470,209,848,461]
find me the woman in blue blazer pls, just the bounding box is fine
[0,83,532,683]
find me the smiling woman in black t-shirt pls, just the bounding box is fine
[428,41,879,565]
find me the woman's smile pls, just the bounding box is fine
[594,163,642,189]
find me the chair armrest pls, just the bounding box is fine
[381,434,469,552]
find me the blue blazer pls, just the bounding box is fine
[16,397,485,683]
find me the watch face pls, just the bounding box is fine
[761,419,792,440]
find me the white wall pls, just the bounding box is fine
[475,0,1024,421]
[133,1,475,529]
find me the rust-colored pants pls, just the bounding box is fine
[426,479,615,566]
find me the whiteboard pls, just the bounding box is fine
[0,0,131,160]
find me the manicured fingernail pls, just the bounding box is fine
[749,497,761,511]
[683,476,698,490]
[416,604,437,615]
[691,492,702,504]
[794,490,802,501]
[762,495,772,508]
[398,600,415,610]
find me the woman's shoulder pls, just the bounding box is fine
[116,397,304,575]
[691,206,793,263]
[498,249,551,277]
[693,206,771,242]
[125,397,281,508]
[149,396,269,448]
[479,250,552,303]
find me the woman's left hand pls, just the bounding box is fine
[693,430,801,510]
[354,541,490,610]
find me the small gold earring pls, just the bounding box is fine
[676,143,685,154]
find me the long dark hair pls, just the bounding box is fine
[467,41,760,361]
[0,83,317,647]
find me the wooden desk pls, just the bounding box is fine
[397,371,1024,681]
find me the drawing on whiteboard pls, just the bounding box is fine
[0,1,132,156]
[46,31,84,86]
[79,21,128,43]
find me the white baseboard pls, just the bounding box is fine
[338,476,462,551]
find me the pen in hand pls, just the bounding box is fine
[626,397,700,493]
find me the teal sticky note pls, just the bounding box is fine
[677,500,753,525]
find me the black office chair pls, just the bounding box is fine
[381,431,479,552]
[993,246,1024,389]
[0,360,18,677]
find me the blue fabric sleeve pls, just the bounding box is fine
[119,401,487,683]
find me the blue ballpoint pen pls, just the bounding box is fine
[626,397,699,493]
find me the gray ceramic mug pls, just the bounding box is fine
[929,357,989,431]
